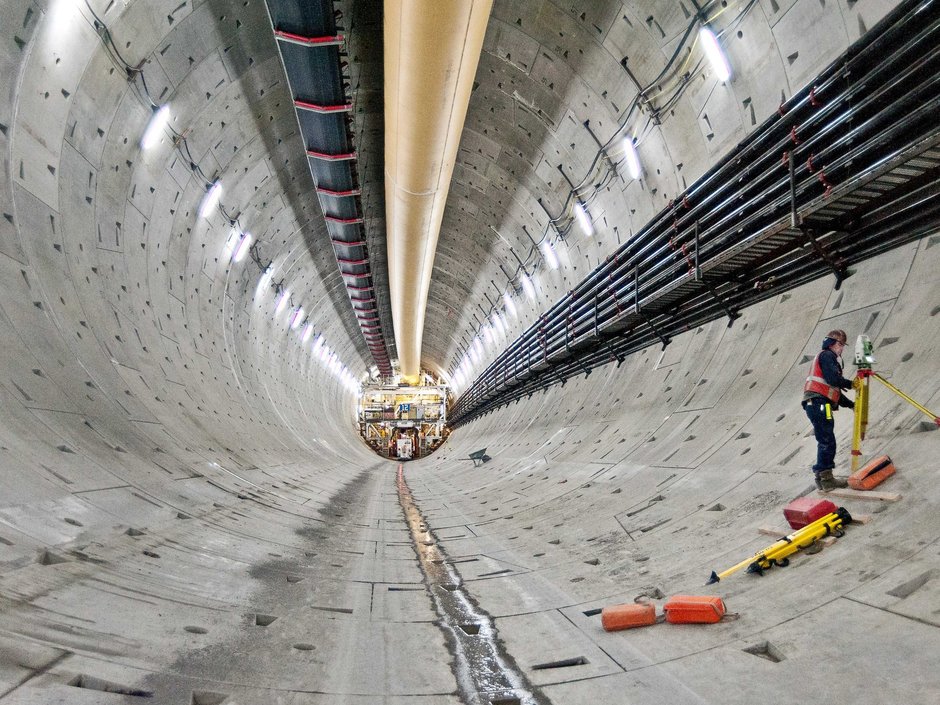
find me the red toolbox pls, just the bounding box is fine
[783,497,837,530]
[663,595,726,624]
[601,602,657,631]
[848,454,895,490]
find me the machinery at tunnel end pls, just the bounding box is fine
[357,368,452,460]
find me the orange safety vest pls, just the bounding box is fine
[804,352,842,403]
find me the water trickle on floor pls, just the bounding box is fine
[396,465,548,705]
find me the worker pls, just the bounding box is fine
[802,329,855,490]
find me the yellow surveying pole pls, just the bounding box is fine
[851,373,870,472]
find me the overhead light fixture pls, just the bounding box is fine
[539,239,560,270]
[222,225,239,260]
[483,324,495,347]
[313,334,324,353]
[472,336,484,361]
[275,289,290,315]
[140,104,170,150]
[290,307,304,330]
[520,271,536,300]
[574,201,593,237]
[302,323,313,343]
[503,291,517,318]
[493,311,507,338]
[622,135,642,180]
[699,26,732,83]
[198,181,223,219]
[255,265,273,298]
[232,233,252,263]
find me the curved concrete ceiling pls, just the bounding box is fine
[1,0,938,703]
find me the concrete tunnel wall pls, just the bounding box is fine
[1,0,938,702]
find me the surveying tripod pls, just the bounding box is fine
[850,336,940,471]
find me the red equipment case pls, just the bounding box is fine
[663,595,726,624]
[783,497,837,530]
[601,602,657,631]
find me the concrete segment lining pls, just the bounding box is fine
[1,0,938,702]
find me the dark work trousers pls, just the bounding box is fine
[803,398,836,472]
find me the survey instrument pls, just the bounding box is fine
[851,335,939,471]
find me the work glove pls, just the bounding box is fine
[841,396,855,410]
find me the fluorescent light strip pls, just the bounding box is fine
[198,181,222,219]
[255,266,273,299]
[275,289,290,315]
[503,291,517,318]
[140,104,170,150]
[521,272,536,300]
[539,239,559,270]
[700,26,732,82]
[622,136,642,180]
[233,233,252,263]
[574,201,593,237]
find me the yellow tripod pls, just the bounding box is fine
[851,369,940,471]
[706,508,852,584]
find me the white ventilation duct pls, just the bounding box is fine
[384,0,493,383]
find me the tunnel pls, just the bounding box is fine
[1,0,939,703]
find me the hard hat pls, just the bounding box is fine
[825,329,848,344]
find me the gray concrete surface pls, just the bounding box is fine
[1,0,937,703]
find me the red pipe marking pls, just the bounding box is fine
[317,186,361,197]
[274,30,345,46]
[294,99,352,113]
[307,149,357,161]
[325,215,364,224]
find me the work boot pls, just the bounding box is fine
[815,470,849,491]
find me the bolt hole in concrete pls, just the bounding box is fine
[191,691,229,705]
[142,550,160,558]
[254,613,278,626]
[531,656,589,670]
[37,550,68,565]
[293,643,315,651]
[887,570,935,598]
[69,674,153,697]
[743,641,785,663]
[286,574,303,583]
[183,626,208,634]
[459,623,481,635]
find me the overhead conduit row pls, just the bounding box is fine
[265,0,393,375]
[450,0,940,426]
